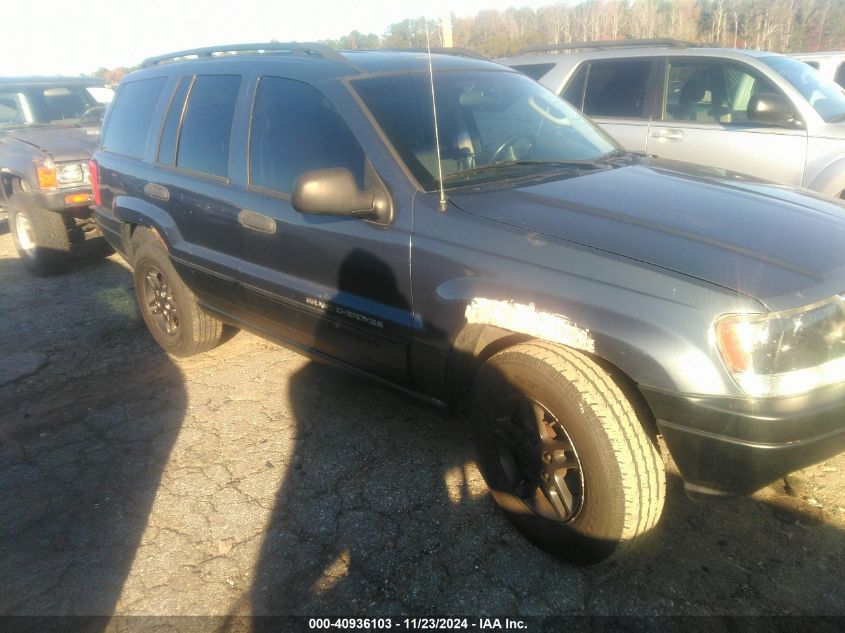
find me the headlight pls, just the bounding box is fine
[35,160,90,189]
[715,295,845,397]
[56,162,89,185]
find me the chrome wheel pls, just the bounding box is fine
[141,265,179,337]
[14,212,36,258]
[492,395,584,522]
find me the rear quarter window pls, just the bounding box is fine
[101,77,167,159]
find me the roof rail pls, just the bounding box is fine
[375,47,488,61]
[516,38,695,55]
[140,42,347,68]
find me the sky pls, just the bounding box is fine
[1,0,559,76]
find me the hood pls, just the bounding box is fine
[4,125,100,162]
[449,160,845,310]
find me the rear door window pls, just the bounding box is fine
[582,60,651,118]
[176,75,241,178]
[836,62,845,88]
[249,76,365,194]
[101,77,167,159]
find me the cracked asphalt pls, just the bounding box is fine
[1,224,845,625]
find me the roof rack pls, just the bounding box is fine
[140,42,347,68]
[516,38,695,55]
[376,47,488,61]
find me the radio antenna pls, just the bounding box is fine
[425,19,448,212]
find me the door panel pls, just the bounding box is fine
[236,76,413,382]
[579,58,655,152]
[592,118,651,152]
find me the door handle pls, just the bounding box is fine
[650,129,685,143]
[144,182,170,201]
[238,209,276,234]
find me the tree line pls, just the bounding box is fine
[322,0,845,57]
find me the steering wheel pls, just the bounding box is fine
[80,104,106,122]
[490,133,536,163]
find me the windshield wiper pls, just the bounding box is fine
[439,159,605,184]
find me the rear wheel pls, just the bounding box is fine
[132,239,226,357]
[8,194,72,276]
[471,341,665,565]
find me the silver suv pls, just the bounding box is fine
[501,39,845,199]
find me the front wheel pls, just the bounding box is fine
[8,194,72,276]
[133,240,227,357]
[471,341,665,565]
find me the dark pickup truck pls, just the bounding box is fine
[92,44,845,565]
[0,76,113,274]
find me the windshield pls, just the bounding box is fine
[0,85,111,129]
[762,56,845,123]
[353,70,618,190]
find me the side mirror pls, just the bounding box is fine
[747,93,795,126]
[291,167,390,222]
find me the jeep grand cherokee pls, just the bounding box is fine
[91,43,845,565]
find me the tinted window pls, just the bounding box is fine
[561,63,588,108]
[836,63,845,88]
[583,60,651,118]
[249,76,365,194]
[664,61,782,125]
[511,63,555,81]
[102,78,167,159]
[177,75,241,177]
[157,77,191,165]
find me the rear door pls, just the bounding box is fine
[646,57,807,185]
[234,76,414,384]
[562,58,658,152]
[148,73,245,304]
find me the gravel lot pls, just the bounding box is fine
[1,224,845,626]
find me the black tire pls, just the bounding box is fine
[471,340,665,565]
[8,193,72,276]
[132,239,225,357]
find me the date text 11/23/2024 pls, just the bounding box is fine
[308,618,528,630]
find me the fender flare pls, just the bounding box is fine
[112,195,183,251]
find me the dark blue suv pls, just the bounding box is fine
[92,43,845,564]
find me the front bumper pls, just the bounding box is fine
[642,382,845,496]
[32,186,93,212]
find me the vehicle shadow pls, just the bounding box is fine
[210,247,845,625]
[0,253,188,629]
[242,249,508,619]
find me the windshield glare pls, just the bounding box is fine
[353,70,618,190]
[0,85,111,129]
[762,56,845,123]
